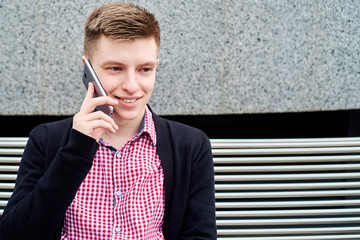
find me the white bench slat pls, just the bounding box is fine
[211,140,360,149]
[0,165,19,172]
[0,137,28,142]
[215,189,360,199]
[217,217,360,226]
[0,183,15,189]
[0,149,24,155]
[215,182,360,190]
[0,174,18,181]
[215,172,360,181]
[212,146,360,155]
[216,235,360,240]
[0,142,27,148]
[217,227,360,236]
[0,200,9,207]
[0,192,13,198]
[214,155,360,163]
[0,157,22,163]
[211,137,360,143]
[216,199,360,208]
[215,163,360,172]
[216,208,360,217]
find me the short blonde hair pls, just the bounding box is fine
[84,3,160,59]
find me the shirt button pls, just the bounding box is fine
[116,153,121,158]
[115,227,121,233]
[116,190,122,197]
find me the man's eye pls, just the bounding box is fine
[107,66,122,71]
[142,68,151,72]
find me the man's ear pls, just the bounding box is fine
[156,58,159,68]
[82,56,87,64]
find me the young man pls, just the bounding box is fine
[0,3,216,240]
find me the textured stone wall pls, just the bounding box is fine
[1,0,359,115]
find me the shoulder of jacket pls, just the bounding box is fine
[29,117,73,144]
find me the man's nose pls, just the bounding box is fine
[121,71,139,93]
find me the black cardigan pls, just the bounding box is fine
[0,113,216,240]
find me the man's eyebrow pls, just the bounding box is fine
[140,61,157,66]
[100,60,124,66]
[100,60,157,66]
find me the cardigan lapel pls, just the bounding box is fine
[151,113,174,239]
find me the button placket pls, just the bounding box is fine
[116,190,122,197]
[114,147,125,237]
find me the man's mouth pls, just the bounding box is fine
[116,96,142,103]
[121,98,137,103]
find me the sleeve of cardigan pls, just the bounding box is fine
[180,134,217,239]
[0,124,98,240]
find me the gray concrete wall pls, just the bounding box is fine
[1,0,359,116]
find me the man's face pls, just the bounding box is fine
[90,35,159,124]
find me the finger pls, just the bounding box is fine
[85,82,95,100]
[81,82,95,105]
[74,118,117,141]
[75,111,118,132]
[80,85,118,114]
[79,96,118,117]
[85,82,118,106]
[90,96,118,108]
[87,119,118,134]
[79,82,96,113]
[89,110,118,131]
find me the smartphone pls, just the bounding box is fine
[82,59,114,117]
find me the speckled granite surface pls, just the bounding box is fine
[1,0,359,115]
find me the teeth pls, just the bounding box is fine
[122,99,136,103]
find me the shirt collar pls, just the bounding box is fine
[99,106,157,148]
[137,105,157,146]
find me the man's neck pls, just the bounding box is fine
[102,110,145,149]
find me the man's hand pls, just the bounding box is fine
[73,82,118,141]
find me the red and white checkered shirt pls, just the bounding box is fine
[61,107,165,239]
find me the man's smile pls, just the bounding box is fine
[115,96,142,104]
[121,98,137,103]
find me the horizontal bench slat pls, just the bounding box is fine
[0,142,27,148]
[211,137,360,144]
[212,147,360,156]
[214,155,360,163]
[211,141,360,149]
[216,200,360,208]
[217,227,360,236]
[215,189,360,199]
[0,174,18,181]
[0,166,19,172]
[215,182,360,190]
[215,172,360,181]
[0,192,13,198]
[0,137,28,142]
[0,157,22,164]
[216,208,360,217]
[217,217,360,226]
[215,164,360,172]
[216,234,360,240]
[0,183,15,189]
[0,149,24,155]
